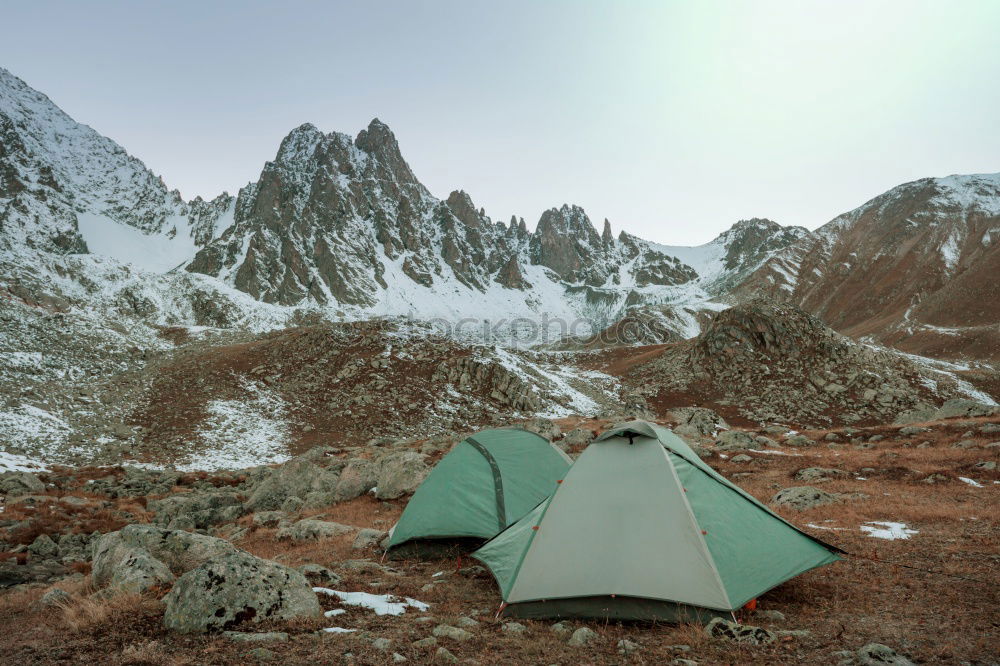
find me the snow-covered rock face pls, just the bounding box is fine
[0,67,233,266]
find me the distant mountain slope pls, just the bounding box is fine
[0,67,233,269]
[733,173,1000,359]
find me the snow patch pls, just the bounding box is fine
[860,521,918,540]
[313,588,429,616]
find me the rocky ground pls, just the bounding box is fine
[589,300,999,428]
[1,411,998,665]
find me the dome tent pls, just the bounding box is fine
[472,420,843,622]
[385,428,573,559]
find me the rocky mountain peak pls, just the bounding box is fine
[602,218,614,245]
[354,117,417,186]
[445,190,489,230]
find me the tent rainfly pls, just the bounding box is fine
[472,420,843,622]
[385,428,573,559]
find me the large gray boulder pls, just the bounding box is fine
[333,458,378,501]
[91,525,240,593]
[163,551,320,633]
[375,450,429,499]
[714,431,761,451]
[672,407,728,439]
[244,457,341,511]
[933,398,1000,420]
[771,486,839,511]
[0,471,45,497]
[149,491,244,530]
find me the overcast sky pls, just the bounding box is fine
[3,0,999,245]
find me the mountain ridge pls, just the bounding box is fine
[1,66,997,357]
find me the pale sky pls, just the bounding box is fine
[3,0,999,245]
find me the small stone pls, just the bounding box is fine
[731,454,753,463]
[392,654,407,663]
[550,621,572,636]
[432,624,473,641]
[455,616,479,628]
[705,617,775,645]
[617,638,641,654]
[39,588,70,607]
[371,637,392,651]
[249,648,276,662]
[502,622,527,634]
[435,647,458,663]
[412,637,438,648]
[28,534,59,559]
[951,440,978,449]
[671,660,699,666]
[973,461,996,471]
[567,626,599,647]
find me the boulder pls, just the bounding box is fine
[149,491,244,530]
[91,539,175,594]
[91,525,240,593]
[771,486,839,511]
[785,435,816,447]
[375,451,429,499]
[893,406,936,424]
[933,399,1000,420]
[163,551,320,633]
[333,459,378,502]
[252,511,286,528]
[432,624,473,641]
[39,588,71,607]
[353,528,388,550]
[519,418,561,440]
[0,471,45,497]
[244,457,340,511]
[28,534,59,559]
[898,426,929,437]
[672,407,728,438]
[705,617,775,645]
[794,467,847,483]
[714,431,760,451]
[567,626,599,647]
[560,428,594,448]
[276,519,355,542]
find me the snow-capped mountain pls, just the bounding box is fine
[0,67,233,270]
[734,173,1000,359]
[1,66,996,356]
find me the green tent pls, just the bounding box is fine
[385,428,573,559]
[472,420,843,622]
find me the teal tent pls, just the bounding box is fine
[385,428,573,558]
[472,420,843,621]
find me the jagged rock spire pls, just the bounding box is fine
[602,218,614,245]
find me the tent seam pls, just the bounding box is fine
[664,449,734,611]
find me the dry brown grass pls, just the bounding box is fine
[58,592,163,635]
[0,417,997,665]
